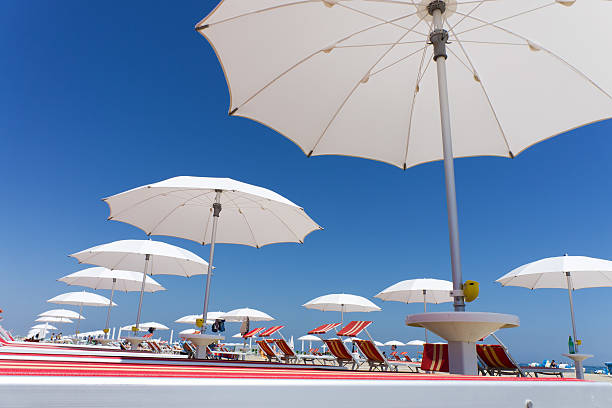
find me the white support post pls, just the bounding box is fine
[135,254,151,331]
[201,190,222,333]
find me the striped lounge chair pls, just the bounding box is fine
[323,338,358,369]
[243,328,264,338]
[353,339,393,371]
[273,339,300,364]
[476,344,568,378]
[308,323,341,335]
[256,340,280,362]
[421,343,449,372]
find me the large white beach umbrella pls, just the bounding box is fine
[38,309,84,320]
[303,293,381,323]
[32,323,58,331]
[375,278,453,341]
[48,291,115,334]
[35,316,74,324]
[70,240,208,331]
[196,1,612,317]
[496,255,612,377]
[59,267,165,334]
[103,176,321,331]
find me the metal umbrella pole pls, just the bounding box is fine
[565,271,586,379]
[76,303,83,335]
[423,290,428,343]
[201,190,222,333]
[429,1,465,312]
[134,254,151,331]
[104,278,117,337]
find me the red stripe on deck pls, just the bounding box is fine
[0,359,582,382]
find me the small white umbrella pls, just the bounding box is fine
[36,316,74,324]
[103,176,321,332]
[222,308,274,322]
[38,309,84,320]
[32,323,58,330]
[121,322,169,332]
[232,332,243,338]
[407,340,426,346]
[496,255,612,378]
[180,329,199,335]
[373,340,384,347]
[59,267,165,334]
[384,340,406,347]
[48,291,116,334]
[375,278,453,342]
[71,240,208,331]
[298,334,322,352]
[303,293,381,324]
[175,311,225,325]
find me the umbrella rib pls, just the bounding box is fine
[309,16,426,155]
[238,208,261,248]
[337,3,428,37]
[453,2,556,36]
[451,10,612,100]
[447,25,513,154]
[448,0,486,33]
[232,11,421,112]
[370,46,427,77]
[402,46,431,169]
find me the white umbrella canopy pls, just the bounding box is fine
[222,308,274,322]
[102,176,321,333]
[375,279,453,304]
[121,322,169,331]
[303,293,381,323]
[298,334,322,342]
[197,0,612,323]
[70,240,208,278]
[35,316,74,324]
[48,291,115,308]
[58,267,165,292]
[384,340,405,347]
[175,312,225,325]
[196,1,612,169]
[497,255,612,374]
[407,340,425,346]
[38,309,84,320]
[496,256,612,290]
[180,329,200,335]
[103,176,321,247]
[32,324,58,330]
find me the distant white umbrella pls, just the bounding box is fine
[32,324,58,330]
[303,293,381,324]
[59,267,165,334]
[121,322,169,331]
[71,239,208,331]
[384,340,405,347]
[175,311,225,326]
[407,340,426,346]
[298,334,322,352]
[35,316,74,324]
[373,340,384,347]
[103,176,321,332]
[375,278,452,342]
[342,337,361,343]
[497,255,612,379]
[38,309,84,320]
[232,332,243,338]
[180,329,199,335]
[48,291,115,334]
[222,308,274,322]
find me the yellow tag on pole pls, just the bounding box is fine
[576,340,582,345]
[131,326,138,333]
[103,328,109,334]
[195,318,204,328]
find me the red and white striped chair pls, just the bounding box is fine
[256,340,279,362]
[421,343,449,372]
[242,328,264,338]
[307,323,341,335]
[322,338,358,369]
[272,339,299,364]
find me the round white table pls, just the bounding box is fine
[122,336,146,350]
[562,353,593,380]
[181,334,225,359]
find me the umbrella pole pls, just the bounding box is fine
[135,254,151,331]
[104,278,116,335]
[201,190,222,333]
[423,290,428,343]
[430,3,465,312]
[566,272,579,353]
[76,303,83,335]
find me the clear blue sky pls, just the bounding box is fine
[1,1,611,364]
